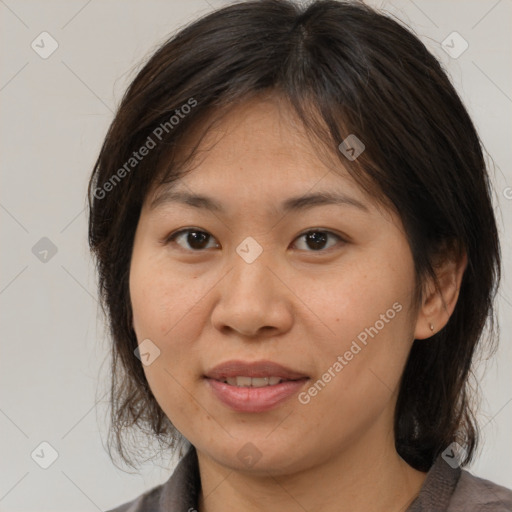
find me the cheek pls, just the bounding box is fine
[129,250,202,341]
[129,250,208,408]
[296,251,416,404]
[293,307,413,450]
[294,255,412,348]
[142,362,203,439]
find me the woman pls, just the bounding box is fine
[88,1,512,510]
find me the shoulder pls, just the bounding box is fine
[448,469,512,511]
[105,484,164,512]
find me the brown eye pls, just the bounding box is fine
[166,229,218,251]
[292,230,345,252]
[165,228,345,253]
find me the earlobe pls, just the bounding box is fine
[414,248,467,340]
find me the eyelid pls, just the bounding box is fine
[164,227,348,253]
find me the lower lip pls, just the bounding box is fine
[205,378,309,413]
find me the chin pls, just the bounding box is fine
[197,436,312,475]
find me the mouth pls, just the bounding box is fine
[216,376,296,387]
[204,359,309,381]
[204,360,310,412]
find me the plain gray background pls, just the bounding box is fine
[1,0,511,510]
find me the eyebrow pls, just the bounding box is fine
[149,189,369,214]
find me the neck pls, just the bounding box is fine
[196,428,427,512]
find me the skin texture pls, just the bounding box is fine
[129,94,467,512]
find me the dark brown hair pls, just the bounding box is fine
[88,0,501,472]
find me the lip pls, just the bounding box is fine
[204,360,309,413]
[204,360,309,380]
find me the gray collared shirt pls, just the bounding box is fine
[106,447,512,511]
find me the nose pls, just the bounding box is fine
[210,250,294,340]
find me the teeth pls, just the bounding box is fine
[224,376,283,387]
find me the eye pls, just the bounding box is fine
[165,227,346,253]
[166,228,218,251]
[292,229,345,252]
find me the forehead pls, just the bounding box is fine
[146,95,374,211]
[186,95,334,174]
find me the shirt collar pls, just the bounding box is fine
[406,454,461,511]
[159,445,201,512]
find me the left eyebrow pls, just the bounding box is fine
[148,189,369,214]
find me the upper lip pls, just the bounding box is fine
[204,360,309,381]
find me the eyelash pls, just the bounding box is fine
[164,228,347,254]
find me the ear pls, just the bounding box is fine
[414,243,467,340]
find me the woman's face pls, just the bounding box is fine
[129,96,423,475]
